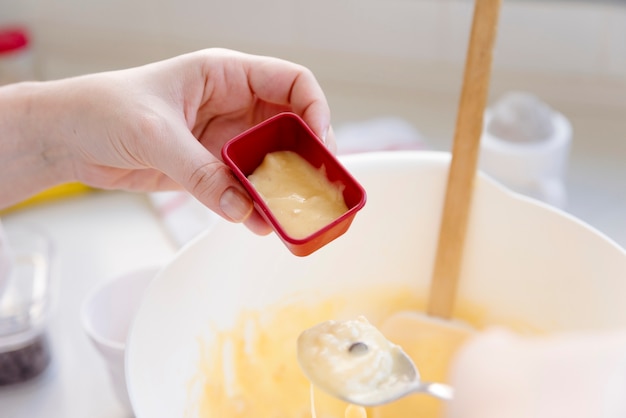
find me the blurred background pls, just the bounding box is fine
[1,0,625,245]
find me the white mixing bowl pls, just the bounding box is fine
[126,151,626,417]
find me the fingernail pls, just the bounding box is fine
[321,125,329,142]
[220,187,253,222]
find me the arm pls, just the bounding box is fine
[0,81,73,206]
[0,48,333,234]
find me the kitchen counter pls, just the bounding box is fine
[0,191,177,418]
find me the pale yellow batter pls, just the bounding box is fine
[190,285,511,418]
[297,316,403,403]
[344,404,367,418]
[309,383,367,418]
[248,150,348,239]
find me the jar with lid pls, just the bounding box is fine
[0,26,37,85]
[479,91,572,209]
[0,221,53,385]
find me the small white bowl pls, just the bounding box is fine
[81,266,161,412]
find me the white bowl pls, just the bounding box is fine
[126,151,626,418]
[82,266,162,412]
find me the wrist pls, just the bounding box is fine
[0,81,73,208]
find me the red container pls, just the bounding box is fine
[222,112,367,256]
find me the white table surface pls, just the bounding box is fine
[0,191,177,418]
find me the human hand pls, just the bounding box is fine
[445,327,626,418]
[15,49,333,234]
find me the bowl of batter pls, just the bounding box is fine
[126,151,626,418]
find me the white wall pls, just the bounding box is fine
[2,0,625,113]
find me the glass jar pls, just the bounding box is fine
[0,222,53,385]
[0,220,12,299]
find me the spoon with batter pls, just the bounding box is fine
[297,316,453,407]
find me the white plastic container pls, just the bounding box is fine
[479,92,572,209]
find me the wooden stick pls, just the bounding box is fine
[427,0,502,319]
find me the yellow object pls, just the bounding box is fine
[374,312,474,418]
[345,404,367,418]
[2,182,93,214]
[248,150,348,239]
[192,285,497,418]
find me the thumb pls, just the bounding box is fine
[150,124,259,229]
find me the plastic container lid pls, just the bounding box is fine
[0,27,30,54]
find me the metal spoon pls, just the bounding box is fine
[330,343,454,406]
[297,317,455,407]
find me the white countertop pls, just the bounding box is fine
[0,191,177,418]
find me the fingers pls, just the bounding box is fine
[147,128,273,236]
[148,117,270,233]
[244,53,333,146]
[325,125,337,155]
[446,328,530,418]
[135,49,334,235]
[448,328,626,418]
[243,210,273,236]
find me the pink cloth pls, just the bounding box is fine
[148,191,218,248]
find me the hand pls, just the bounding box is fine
[446,327,626,418]
[2,48,333,234]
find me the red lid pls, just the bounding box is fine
[0,27,29,54]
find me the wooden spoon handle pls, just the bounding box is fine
[428,0,502,319]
